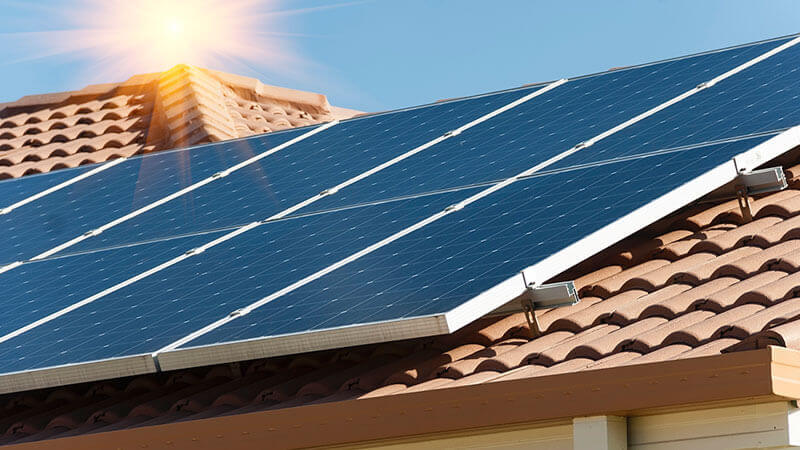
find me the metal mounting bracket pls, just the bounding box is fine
[520,281,580,336]
[699,166,787,223]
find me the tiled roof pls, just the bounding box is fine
[0,65,359,180]
[3,158,800,446]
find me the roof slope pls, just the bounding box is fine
[3,158,800,446]
[0,65,358,179]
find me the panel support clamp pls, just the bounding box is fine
[520,280,580,336]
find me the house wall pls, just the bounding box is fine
[331,401,799,450]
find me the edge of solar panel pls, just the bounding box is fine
[154,126,800,373]
[1,34,800,394]
[2,31,797,211]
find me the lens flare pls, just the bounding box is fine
[2,0,359,82]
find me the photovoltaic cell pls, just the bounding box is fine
[44,87,536,256]
[0,186,482,372]
[0,127,312,265]
[547,40,800,170]
[303,37,793,212]
[182,134,774,347]
[0,230,228,338]
[0,165,93,208]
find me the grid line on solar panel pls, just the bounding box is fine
[6,34,792,266]
[9,33,790,267]
[0,131,764,375]
[0,187,487,371]
[2,36,796,352]
[15,129,779,268]
[0,121,337,271]
[161,125,785,353]
[0,80,564,270]
[546,40,800,171]
[301,35,800,213]
[0,163,106,215]
[172,133,776,354]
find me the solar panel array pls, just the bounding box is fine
[2,35,800,391]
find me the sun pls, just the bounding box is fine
[3,0,353,83]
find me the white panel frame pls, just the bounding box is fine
[0,354,156,395]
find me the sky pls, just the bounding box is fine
[0,0,798,112]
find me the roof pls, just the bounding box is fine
[3,156,800,446]
[0,65,360,179]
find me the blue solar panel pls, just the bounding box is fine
[547,39,800,171]
[0,127,311,265]
[182,134,773,347]
[29,87,536,257]
[0,165,93,208]
[5,37,790,264]
[0,230,227,338]
[0,186,481,372]
[303,37,792,212]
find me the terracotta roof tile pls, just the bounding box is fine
[0,65,359,179]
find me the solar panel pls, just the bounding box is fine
[160,132,781,367]
[0,85,552,266]
[2,35,791,266]
[0,126,313,265]
[0,164,94,212]
[0,34,799,392]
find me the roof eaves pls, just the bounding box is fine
[6,347,798,450]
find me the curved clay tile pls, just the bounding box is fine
[582,351,642,370]
[581,259,671,298]
[604,284,692,325]
[715,240,800,277]
[660,303,764,348]
[672,198,742,230]
[698,270,788,311]
[528,324,619,366]
[548,290,647,333]
[638,277,740,320]
[753,214,800,246]
[462,313,528,345]
[764,245,800,272]
[734,270,800,306]
[689,217,783,254]
[565,317,668,361]
[670,246,762,285]
[573,265,623,292]
[628,344,693,365]
[434,339,527,379]
[653,226,735,260]
[620,252,716,291]
[729,318,800,351]
[617,310,715,354]
[752,189,800,219]
[676,337,741,359]
[538,296,603,332]
[474,331,574,373]
[717,297,800,340]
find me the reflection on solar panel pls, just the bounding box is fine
[1,34,800,393]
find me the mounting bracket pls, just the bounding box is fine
[486,280,580,336]
[520,281,580,336]
[699,166,787,223]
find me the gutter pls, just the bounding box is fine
[7,346,800,450]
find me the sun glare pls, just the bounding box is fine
[4,0,351,82]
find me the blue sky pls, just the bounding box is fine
[0,0,798,112]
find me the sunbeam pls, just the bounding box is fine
[0,0,359,82]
